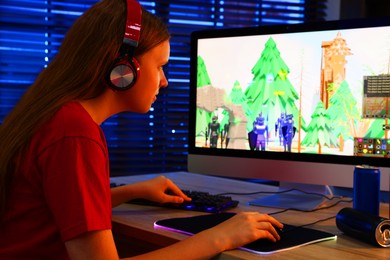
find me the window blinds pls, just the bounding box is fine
[0,0,327,176]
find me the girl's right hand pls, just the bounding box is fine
[205,212,284,251]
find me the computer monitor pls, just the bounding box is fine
[188,17,390,210]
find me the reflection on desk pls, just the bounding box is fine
[111,171,389,259]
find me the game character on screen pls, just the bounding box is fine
[208,116,220,148]
[275,113,286,145]
[281,114,296,152]
[221,121,230,148]
[248,113,268,151]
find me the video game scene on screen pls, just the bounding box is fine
[195,26,390,159]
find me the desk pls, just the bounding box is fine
[111,172,389,259]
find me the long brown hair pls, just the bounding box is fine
[0,0,169,217]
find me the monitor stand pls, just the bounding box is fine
[249,182,329,211]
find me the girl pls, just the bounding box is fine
[0,0,283,259]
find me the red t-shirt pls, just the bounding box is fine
[0,102,112,259]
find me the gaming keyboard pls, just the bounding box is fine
[128,190,239,213]
[111,183,239,213]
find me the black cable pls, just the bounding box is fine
[266,199,352,232]
[298,215,337,229]
[217,188,346,201]
[267,208,289,215]
[265,198,353,214]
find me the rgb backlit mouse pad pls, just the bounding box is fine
[155,212,336,254]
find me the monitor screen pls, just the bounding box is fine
[188,18,390,194]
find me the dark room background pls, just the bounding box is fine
[0,0,386,176]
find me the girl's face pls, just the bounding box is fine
[117,40,170,113]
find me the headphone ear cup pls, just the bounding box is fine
[107,56,140,91]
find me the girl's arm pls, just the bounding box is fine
[111,175,191,207]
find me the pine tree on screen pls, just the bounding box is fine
[245,37,300,131]
[302,100,339,154]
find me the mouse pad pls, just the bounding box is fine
[154,212,336,254]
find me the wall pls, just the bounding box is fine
[339,0,390,19]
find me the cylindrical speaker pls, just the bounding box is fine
[336,207,390,247]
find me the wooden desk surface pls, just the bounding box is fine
[111,171,389,259]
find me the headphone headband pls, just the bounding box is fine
[124,0,142,47]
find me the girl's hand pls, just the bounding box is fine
[136,175,192,204]
[205,212,284,250]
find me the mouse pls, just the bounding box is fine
[275,223,294,239]
[276,227,285,239]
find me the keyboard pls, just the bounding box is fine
[111,183,239,213]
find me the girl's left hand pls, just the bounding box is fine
[137,175,192,204]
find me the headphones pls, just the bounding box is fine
[107,0,142,91]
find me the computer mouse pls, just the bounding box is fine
[276,227,285,239]
[275,223,294,239]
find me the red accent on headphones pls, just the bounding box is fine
[107,0,142,91]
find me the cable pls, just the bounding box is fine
[217,188,346,201]
[298,215,337,229]
[266,199,352,233]
[267,208,289,215]
[265,198,352,214]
